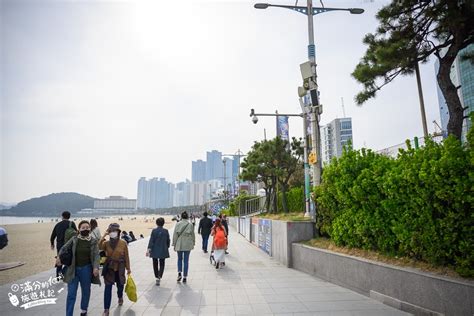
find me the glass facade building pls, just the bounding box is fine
[435,44,474,141]
[321,118,353,165]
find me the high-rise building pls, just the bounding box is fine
[321,118,353,165]
[435,44,474,141]
[136,177,173,209]
[192,160,207,182]
[206,150,223,181]
[137,177,147,209]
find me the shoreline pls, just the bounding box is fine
[0,215,174,285]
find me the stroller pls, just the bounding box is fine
[209,251,216,266]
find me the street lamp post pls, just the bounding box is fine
[254,0,364,221]
[250,108,311,218]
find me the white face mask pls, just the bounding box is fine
[109,232,118,239]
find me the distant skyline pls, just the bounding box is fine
[2,0,443,203]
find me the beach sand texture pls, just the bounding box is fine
[0,215,174,285]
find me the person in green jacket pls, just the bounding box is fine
[172,211,195,283]
[58,220,100,316]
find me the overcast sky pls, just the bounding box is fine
[1,0,442,203]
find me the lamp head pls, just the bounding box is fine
[252,115,259,124]
[254,3,269,9]
[349,8,364,14]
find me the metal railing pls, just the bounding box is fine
[239,196,266,217]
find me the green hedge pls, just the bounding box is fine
[277,187,305,213]
[314,133,474,277]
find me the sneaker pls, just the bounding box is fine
[177,272,182,282]
[102,310,109,316]
[118,298,123,306]
[80,312,87,316]
[183,277,187,283]
[155,278,160,286]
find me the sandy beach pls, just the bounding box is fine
[0,215,175,285]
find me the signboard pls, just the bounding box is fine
[258,219,272,255]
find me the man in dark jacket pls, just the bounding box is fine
[50,211,77,277]
[198,212,213,253]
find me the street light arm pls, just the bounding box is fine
[255,3,363,16]
[253,112,303,117]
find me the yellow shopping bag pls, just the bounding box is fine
[124,274,137,302]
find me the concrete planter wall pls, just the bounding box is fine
[292,243,474,316]
[229,217,314,267]
[271,220,314,267]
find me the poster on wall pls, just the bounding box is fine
[258,219,272,255]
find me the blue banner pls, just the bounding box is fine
[276,116,289,142]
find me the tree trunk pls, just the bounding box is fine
[264,187,271,213]
[281,184,289,213]
[271,189,278,214]
[437,52,464,139]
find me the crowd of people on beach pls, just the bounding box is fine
[49,210,230,316]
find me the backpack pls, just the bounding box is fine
[0,234,8,250]
[64,222,76,244]
[214,228,227,249]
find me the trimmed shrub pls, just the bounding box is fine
[314,133,474,277]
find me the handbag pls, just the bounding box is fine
[59,242,73,266]
[101,241,119,277]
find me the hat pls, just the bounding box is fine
[108,223,120,231]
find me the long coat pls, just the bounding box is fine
[148,227,170,259]
[172,219,195,251]
[59,236,101,285]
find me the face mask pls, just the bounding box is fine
[109,232,118,239]
[80,230,90,237]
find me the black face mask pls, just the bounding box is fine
[80,230,90,237]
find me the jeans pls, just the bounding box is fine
[152,258,166,279]
[104,271,124,310]
[66,264,92,316]
[56,244,64,277]
[202,234,210,251]
[177,251,190,277]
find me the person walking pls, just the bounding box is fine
[51,211,77,278]
[99,223,131,316]
[147,217,170,286]
[58,220,100,316]
[198,212,213,253]
[90,219,101,241]
[172,211,195,283]
[221,214,229,254]
[211,218,227,269]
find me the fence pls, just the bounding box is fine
[238,196,266,216]
[376,135,443,158]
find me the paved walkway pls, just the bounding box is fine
[0,225,410,315]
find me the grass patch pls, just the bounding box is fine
[303,238,470,280]
[256,212,310,221]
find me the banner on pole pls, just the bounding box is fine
[276,115,290,143]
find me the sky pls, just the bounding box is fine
[1,0,443,204]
